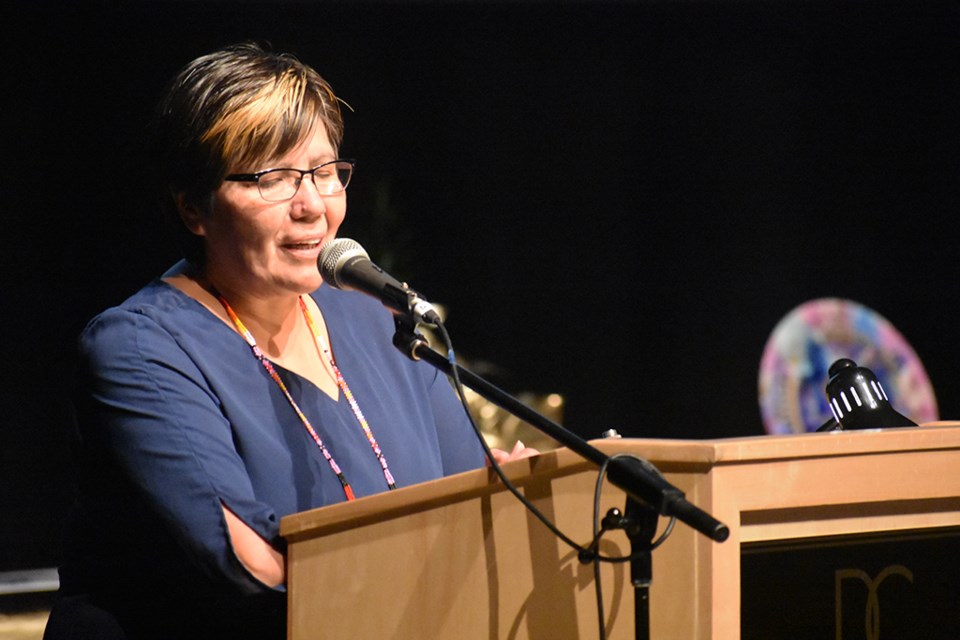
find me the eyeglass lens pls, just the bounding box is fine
[258,162,352,201]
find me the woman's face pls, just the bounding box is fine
[193,123,346,300]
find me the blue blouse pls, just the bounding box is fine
[59,277,485,612]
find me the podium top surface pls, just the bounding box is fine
[281,422,960,541]
[597,421,960,464]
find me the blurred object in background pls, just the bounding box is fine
[758,298,938,434]
[0,568,58,640]
[418,304,561,452]
[0,612,46,640]
[465,388,562,453]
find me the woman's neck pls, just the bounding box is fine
[169,261,306,360]
[220,291,303,359]
[163,261,339,398]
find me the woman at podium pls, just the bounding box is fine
[44,43,534,640]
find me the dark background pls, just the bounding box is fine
[3,0,960,572]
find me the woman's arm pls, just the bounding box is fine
[222,504,285,587]
[78,305,285,593]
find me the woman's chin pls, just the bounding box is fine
[290,273,325,295]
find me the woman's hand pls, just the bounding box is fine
[486,440,540,467]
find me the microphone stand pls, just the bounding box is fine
[623,498,658,640]
[392,317,729,640]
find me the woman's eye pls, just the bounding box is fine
[259,171,298,190]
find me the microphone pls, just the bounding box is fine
[318,238,441,325]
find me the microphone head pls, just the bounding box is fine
[318,238,369,289]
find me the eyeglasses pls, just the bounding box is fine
[224,159,355,202]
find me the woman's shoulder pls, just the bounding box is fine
[84,279,191,330]
[79,273,223,358]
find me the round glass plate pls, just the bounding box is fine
[758,298,938,434]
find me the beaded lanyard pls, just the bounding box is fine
[217,295,396,501]
[298,297,396,491]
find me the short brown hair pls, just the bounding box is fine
[150,43,345,261]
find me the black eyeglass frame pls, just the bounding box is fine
[223,159,356,200]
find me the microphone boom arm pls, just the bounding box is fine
[392,318,729,544]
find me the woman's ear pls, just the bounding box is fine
[174,193,207,237]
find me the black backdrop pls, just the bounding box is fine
[4,0,960,572]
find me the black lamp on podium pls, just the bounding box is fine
[817,358,917,431]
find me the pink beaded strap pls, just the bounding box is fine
[299,298,396,490]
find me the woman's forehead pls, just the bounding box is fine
[237,121,336,170]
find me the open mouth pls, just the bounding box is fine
[284,240,322,251]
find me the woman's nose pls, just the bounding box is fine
[290,176,328,219]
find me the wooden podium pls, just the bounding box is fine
[281,423,960,639]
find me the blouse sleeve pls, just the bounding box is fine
[76,306,281,595]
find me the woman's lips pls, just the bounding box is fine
[281,239,323,257]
